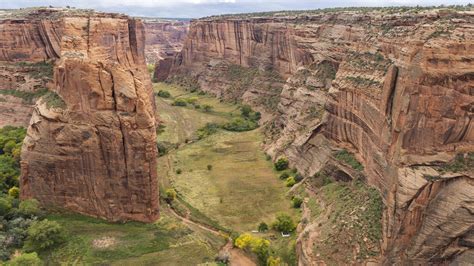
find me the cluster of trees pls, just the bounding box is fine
[274,157,303,189]
[0,126,66,263]
[222,105,260,132]
[0,126,26,194]
[171,96,213,112]
[0,197,65,263]
[234,213,296,264]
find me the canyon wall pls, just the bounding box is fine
[143,19,188,81]
[170,9,474,263]
[1,8,159,222]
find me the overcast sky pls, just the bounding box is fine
[1,0,472,18]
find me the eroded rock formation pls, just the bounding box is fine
[169,8,474,264]
[1,8,159,222]
[143,19,188,82]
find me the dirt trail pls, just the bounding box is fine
[168,207,256,266]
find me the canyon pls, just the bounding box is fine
[168,8,474,264]
[0,5,472,265]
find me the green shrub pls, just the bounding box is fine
[234,233,270,264]
[202,104,213,112]
[156,90,171,98]
[274,157,289,171]
[184,97,198,105]
[176,169,182,174]
[279,172,289,180]
[0,196,12,215]
[294,173,304,182]
[8,186,19,198]
[165,188,177,203]
[334,149,364,171]
[42,91,66,109]
[207,165,213,171]
[19,199,41,216]
[285,176,296,187]
[241,105,252,117]
[8,252,42,266]
[267,256,282,266]
[197,123,220,139]
[24,219,65,252]
[258,222,268,232]
[272,213,296,233]
[172,98,187,106]
[222,118,258,132]
[292,196,303,208]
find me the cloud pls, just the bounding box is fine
[1,0,472,18]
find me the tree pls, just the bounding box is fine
[292,196,303,208]
[258,222,268,232]
[0,196,12,215]
[234,233,270,264]
[240,105,252,117]
[274,157,289,171]
[8,252,42,266]
[8,186,19,198]
[279,172,289,180]
[267,256,282,266]
[272,213,296,233]
[19,199,41,216]
[285,176,296,187]
[24,219,65,252]
[165,188,177,203]
[157,90,171,98]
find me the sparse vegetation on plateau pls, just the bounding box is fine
[334,149,364,171]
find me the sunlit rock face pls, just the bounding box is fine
[0,8,159,222]
[170,9,474,264]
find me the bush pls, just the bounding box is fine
[156,90,171,98]
[241,105,252,117]
[294,173,304,182]
[234,233,270,264]
[292,196,303,208]
[202,104,213,112]
[258,222,268,232]
[274,157,289,171]
[207,165,213,171]
[279,172,289,180]
[222,118,258,132]
[8,252,42,266]
[19,199,41,217]
[42,91,66,109]
[147,64,155,74]
[172,98,187,106]
[0,196,12,215]
[24,219,65,252]
[176,169,182,174]
[334,149,364,171]
[8,186,19,198]
[272,213,296,233]
[267,256,282,266]
[197,123,220,139]
[165,188,177,203]
[285,176,296,187]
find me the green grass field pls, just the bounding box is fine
[44,210,225,265]
[155,83,297,233]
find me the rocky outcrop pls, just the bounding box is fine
[1,8,159,222]
[170,8,474,264]
[144,19,188,64]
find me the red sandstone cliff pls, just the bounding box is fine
[1,8,159,222]
[170,8,474,264]
[143,19,189,82]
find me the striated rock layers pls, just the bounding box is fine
[143,19,188,81]
[2,8,159,222]
[170,9,474,264]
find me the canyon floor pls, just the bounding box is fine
[35,82,300,265]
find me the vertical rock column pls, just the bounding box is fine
[20,15,159,222]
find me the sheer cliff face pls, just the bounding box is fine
[2,9,159,222]
[144,20,188,64]
[171,10,474,263]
